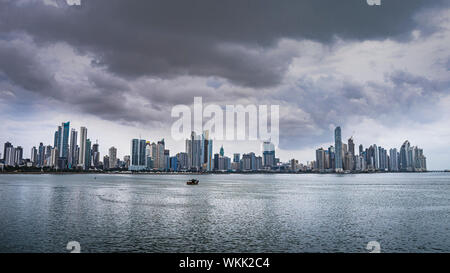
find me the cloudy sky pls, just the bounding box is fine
[0,0,449,170]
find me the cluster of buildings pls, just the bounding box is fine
[0,122,127,171]
[0,122,428,173]
[312,126,427,173]
[128,131,280,172]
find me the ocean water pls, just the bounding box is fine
[0,173,449,253]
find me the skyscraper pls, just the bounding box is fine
[164,149,170,171]
[328,146,335,170]
[38,142,45,167]
[91,142,100,168]
[31,146,38,166]
[130,138,147,171]
[5,145,15,166]
[59,122,70,159]
[202,131,213,171]
[78,127,88,168]
[85,139,92,170]
[145,141,152,169]
[156,139,165,169]
[315,148,325,171]
[14,146,23,166]
[334,127,343,172]
[400,140,411,171]
[109,146,117,169]
[389,148,399,172]
[3,142,12,161]
[186,132,202,170]
[233,153,241,163]
[348,137,355,157]
[103,155,110,170]
[54,131,59,148]
[69,128,78,168]
[262,141,276,168]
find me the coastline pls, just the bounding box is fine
[0,170,441,175]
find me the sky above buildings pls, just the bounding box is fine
[0,0,449,170]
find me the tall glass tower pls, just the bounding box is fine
[334,126,343,172]
[60,122,70,159]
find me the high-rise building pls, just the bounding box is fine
[176,152,188,170]
[233,153,240,163]
[262,141,275,168]
[348,137,355,157]
[242,152,256,171]
[202,131,213,171]
[334,127,343,172]
[315,148,325,171]
[389,148,399,172]
[145,141,152,169]
[130,139,146,171]
[123,155,130,169]
[53,131,59,148]
[31,146,38,166]
[109,146,117,169]
[69,128,78,168]
[92,142,100,168]
[59,122,70,159]
[186,132,202,170]
[78,127,88,168]
[5,145,15,166]
[170,156,178,171]
[3,142,12,161]
[38,142,45,167]
[164,149,170,171]
[156,139,165,169]
[103,155,110,170]
[13,146,23,166]
[400,140,411,171]
[328,146,335,170]
[85,139,92,170]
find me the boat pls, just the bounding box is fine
[186,179,199,185]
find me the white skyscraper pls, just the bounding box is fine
[78,126,87,167]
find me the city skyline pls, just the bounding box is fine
[0,1,449,170]
[0,120,430,172]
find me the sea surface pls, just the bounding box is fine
[0,173,449,253]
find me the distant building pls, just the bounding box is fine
[103,155,110,170]
[130,139,147,171]
[262,141,275,168]
[315,148,325,171]
[109,147,117,169]
[389,148,399,172]
[69,129,78,168]
[85,139,92,170]
[176,152,188,170]
[92,143,100,168]
[78,127,88,168]
[334,127,343,172]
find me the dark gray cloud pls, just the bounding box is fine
[0,0,446,87]
[0,40,56,95]
[276,70,450,149]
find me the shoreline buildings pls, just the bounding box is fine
[314,126,427,173]
[1,122,427,173]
